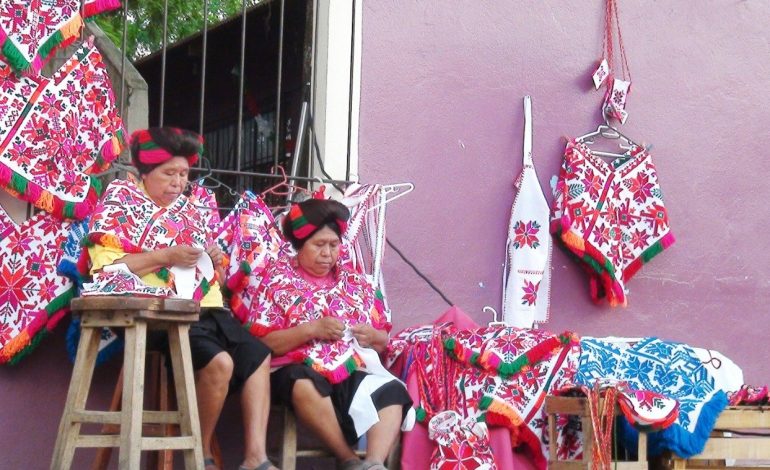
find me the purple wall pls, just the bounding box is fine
[359,1,770,383]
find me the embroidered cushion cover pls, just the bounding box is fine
[550,140,674,306]
[0,42,125,219]
[0,207,75,364]
[0,0,121,75]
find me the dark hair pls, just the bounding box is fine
[130,127,203,175]
[282,199,350,250]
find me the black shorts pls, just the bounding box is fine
[271,364,413,445]
[189,308,271,393]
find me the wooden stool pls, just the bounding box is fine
[545,395,647,469]
[51,297,204,470]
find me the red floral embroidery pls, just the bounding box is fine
[521,279,540,306]
[513,220,541,249]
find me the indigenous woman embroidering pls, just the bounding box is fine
[247,198,413,470]
[85,127,277,470]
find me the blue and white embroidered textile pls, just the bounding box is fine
[576,337,728,457]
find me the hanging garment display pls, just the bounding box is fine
[550,140,674,306]
[86,177,214,300]
[341,183,393,318]
[0,41,125,220]
[220,191,288,321]
[0,207,75,364]
[502,96,552,327]
[0,0,121,75]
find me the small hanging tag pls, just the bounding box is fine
[603,77,631,124]
[592,58,610,89]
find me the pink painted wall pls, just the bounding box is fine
[359,1,770,383]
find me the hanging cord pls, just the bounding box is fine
[587,382,619,470]
[305,109,454,307]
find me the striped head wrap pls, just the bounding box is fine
[130,128,203,166]
[286,199,349,242]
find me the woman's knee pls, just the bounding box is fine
[200,352,234,384]
[291,378,324,406]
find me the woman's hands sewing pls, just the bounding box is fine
[162,245,203,267]
[310,317,345,341]
[350,323,389,353]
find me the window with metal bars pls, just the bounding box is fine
[95,0,326,208]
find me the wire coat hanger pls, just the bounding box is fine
[575,109,641,159]
[365,182,415,213]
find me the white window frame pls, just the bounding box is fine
[310,0,362,185]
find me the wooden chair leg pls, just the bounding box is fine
[282,406,298,470]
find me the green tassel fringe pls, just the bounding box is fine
[415,407,427,422]
[1,38,31,73]
[9,329,49,366]
[46,288,75,314]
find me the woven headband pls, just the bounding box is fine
[288,203,348,240]
[131,128,203,166]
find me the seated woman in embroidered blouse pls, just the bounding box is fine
[87,127,277,470]
[248,199,413,470]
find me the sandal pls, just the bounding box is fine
[239,461,278,470]
[362,461,387,470]
[339,458,364,470]
[204,457,219,470]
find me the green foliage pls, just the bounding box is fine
[93,0,262,60]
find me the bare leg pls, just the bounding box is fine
[196,352,233,466]
[239,358,276,469]
[365,405,402,463]
[291,378,358,462]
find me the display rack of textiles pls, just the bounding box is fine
[0,0,126,365]
[385,312,744,470]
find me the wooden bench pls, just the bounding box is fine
[669,406,770,469]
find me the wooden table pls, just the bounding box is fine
[50,297,203,470]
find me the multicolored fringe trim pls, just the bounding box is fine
[552,219,675,307]
[0,15,81,76]
[617,391,728,458]
[0,286,76,365]
[444,332,577,379]
[0,130,123,220]
[302,353,364,385]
